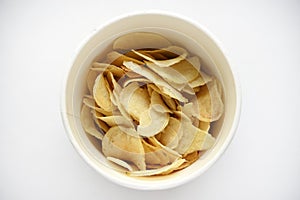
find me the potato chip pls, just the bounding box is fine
[132,46,188,68]
[80,105,104,140]
[90,109,109,132]
[120,82,150,121]
[175,151,200,171]
[123,61,188,102]
[150,90,171,113]
[188,71,212,88]
[98,115,134,128]
[92,62,125,78]
[142,139,177,166]
[158,117,180,149]
[127,158,185,176]
[86,69,100,95]
[137,105,169,137]
[106,157,134,172]
[93,73,114,113]
[174,112,215,155]
[102,126,146,170]
[106,51,144,67]
[122,77,151,88]
[196,78,224,122]
[82,97,112,116]
[170,57,200,82]
[113,32,172,50]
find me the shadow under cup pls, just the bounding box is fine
[61,12,240,190]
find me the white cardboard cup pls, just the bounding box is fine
[61,11,241,190]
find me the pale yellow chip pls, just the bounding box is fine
[127,158,185,176]
[86,69,101,95]
[137,105,169,137]
[120,82,150,121]
[93,74,114,113]
[188,71,212,88]
[106,51,144,67]
[150,91,171,113]
[80,105,104,140]
[113,32,172,50]
[92,62,125,78]
[142,139,177,166]
[102,126,146,170]
[132,46,188,68]
[106,157,134,172]
[173,112,215,155]
[196,78,224,122]
[170,57,200,82]
[82,97,112,116]
[123,61,188,102]
[90,109,109,132]
[158,117,180,149]
[98,115,134,128]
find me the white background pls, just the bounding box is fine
[1,0,300,199]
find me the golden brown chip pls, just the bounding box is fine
[90,109,109,132]
[102,126,146,170]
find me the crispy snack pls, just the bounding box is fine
[80,32,224,176]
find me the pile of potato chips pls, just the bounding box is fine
[80,32,224,176]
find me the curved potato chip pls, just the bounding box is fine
[106,157,134,172]
[122,77,151,88]
[86,70,101,95]
[174,112,215,155]
[161,94,177,111]
[106,51,144,67]
[80,105,104,140]
[93,74,114,113]
[98,115,134,128]
[158,117,180,149]
[127,158,185,176]
[132,46,188,68]
[92,62,125,78]
[189,71,212,88]
[82,97,112,116]
[150,91,171,113]
[137,104,169,137]
[175,151,200,171]
[123,61,188,102]
[145,61,187,89]
[142,139,177,166]
[102,126,146,170]
[148,136,181,158]
[113,32,172,50]
[169,57,200,82]
[90,109,109,132]
[196,78,224,122]
[120,82,150,121]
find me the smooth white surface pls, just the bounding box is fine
[0,0,299,199]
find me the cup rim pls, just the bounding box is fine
[60,10,242,190]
